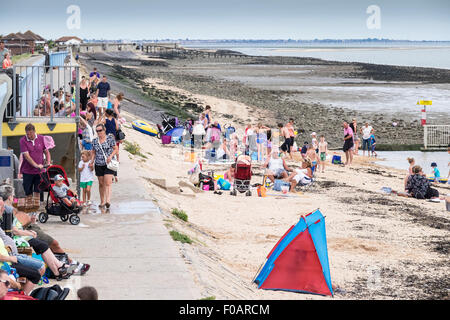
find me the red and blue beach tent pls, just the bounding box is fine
[254,209,333,296]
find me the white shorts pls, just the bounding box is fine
[293,169,311,185]
[98,97,108,109]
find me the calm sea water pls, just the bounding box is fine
[184,43,450,69]
[376,151,449,176]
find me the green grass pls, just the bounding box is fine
[169,230,193,244]
[11,53,32,64]
[199,296,216,300]
[171,208,188,222]
[123,141,147,158]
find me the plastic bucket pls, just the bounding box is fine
[161,135,171,145]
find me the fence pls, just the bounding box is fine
[423,125,450,149]
[6,64,80,122]
[49,51,69,67]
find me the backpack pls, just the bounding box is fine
[30,285,70,300]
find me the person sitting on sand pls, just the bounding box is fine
[52,174,80,208]
[263,150,292,183]
[285,158,313,192]
[405,165,439,199]
[224,163,236,181]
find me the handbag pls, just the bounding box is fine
[99,138,119,172]
[116,129,125,141]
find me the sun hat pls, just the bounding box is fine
[431,162,437,167]
[311,132,316,136]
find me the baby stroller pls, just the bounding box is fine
[38,165,81,225]
[230,155,252,196]
[160,114,179,134]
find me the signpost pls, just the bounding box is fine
[417,100,432,126]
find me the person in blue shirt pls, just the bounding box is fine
[430,162,440,181]
[369,134,377,157]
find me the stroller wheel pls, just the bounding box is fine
[69,214,80,226]
[60,215,69,222]
[230,190,237,196]
[38,212,48,224]
[246,191,252,197]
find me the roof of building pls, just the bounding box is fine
[1,31,45,41]
[55,36,83,43]
[23,30,45,41]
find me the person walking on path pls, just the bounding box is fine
[20,124,51,199]
[79,76,89,111]
[89,123,118,210]
[96,76,111,118]
[342,121,354,166]
[360,122,374,157]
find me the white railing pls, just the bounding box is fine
[424,125,450,149]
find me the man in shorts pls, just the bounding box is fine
[20,124,51,199]
[96,75,110,117]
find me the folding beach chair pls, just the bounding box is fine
[296,164,316,192]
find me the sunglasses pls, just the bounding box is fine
[96,129,104,133]
[0,279,10,287]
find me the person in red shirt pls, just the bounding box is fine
[2,52,12,69]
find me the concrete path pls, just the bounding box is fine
[39,147,201,300]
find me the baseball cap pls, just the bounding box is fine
[54,174,64,181]
[311,132,316,136]
[431,162,437,167]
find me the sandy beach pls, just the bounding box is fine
[52,52,449,300]
[114,110,449,299]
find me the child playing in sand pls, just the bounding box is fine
[430,162,441,182]
[52,174,79,208]
[78,150,95,205]
[318,135,328,173]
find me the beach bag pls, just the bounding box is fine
[332,155,342,164]
[217,178,231,191]
[161,135,171,145]
[273,179,291,191]
[115,128,125,141]
[30,285,70,300]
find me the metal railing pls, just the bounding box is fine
[424,125,450,149]
[7,64,80,123]
[49,51,69,67]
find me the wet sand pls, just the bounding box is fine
[80,51,450,148]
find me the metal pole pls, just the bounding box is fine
[50,63,54,122]
[12,66,17,122]
[424,125,427,150]
[75,65,81,197]
[31,66,34,117]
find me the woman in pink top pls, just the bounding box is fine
[342,121,354,166]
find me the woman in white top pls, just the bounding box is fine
[285,158,313,192]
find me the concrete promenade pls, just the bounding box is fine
[39,145,201,300]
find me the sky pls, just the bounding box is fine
[1,0,449,40]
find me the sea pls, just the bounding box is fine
[183,42,450,165]
[376,151,449,177]
[183,42,450,69]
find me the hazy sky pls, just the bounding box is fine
[1,0,449,40]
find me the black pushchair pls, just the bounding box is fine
[160,114,179,134]
[38,165,81,225]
